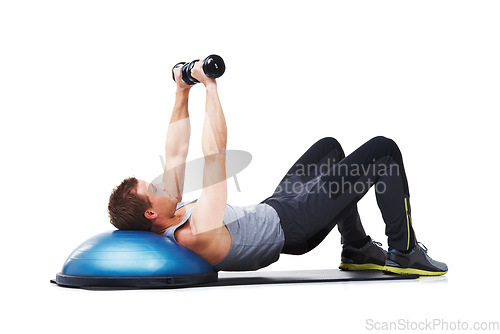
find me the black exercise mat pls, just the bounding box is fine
[197,269,419,287]
[51,269,418,290]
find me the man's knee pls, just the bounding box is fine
[318,136,345,160]
[318,136,343,150]
[369,136,402,158]
[370,136,399,149]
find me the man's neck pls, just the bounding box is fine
[152,206,187,235]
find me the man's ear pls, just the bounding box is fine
[144,210,158,220]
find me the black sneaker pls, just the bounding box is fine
[384,242,448,276]
[339,237,387,271]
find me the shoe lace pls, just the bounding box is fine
[417,242,428,252]
[372,240,382,247]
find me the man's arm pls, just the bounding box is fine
[161,69,192,202]
[189,61,228,235]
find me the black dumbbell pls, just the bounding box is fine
[172,55,225,85]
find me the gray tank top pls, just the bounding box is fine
[164,199,285,271]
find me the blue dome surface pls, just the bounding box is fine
[61,230,214,277]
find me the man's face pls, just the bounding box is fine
[136,180,169,198]
[136,180,176,218]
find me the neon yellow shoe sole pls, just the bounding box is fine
[339,263,386,271]
[383,266,448,276]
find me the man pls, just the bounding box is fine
[108,58,448,276]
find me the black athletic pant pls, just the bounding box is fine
[261,136,417,255]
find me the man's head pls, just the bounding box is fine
[108,177,178,233]
[108,177,153,231]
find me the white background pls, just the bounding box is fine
[1,0,499,333]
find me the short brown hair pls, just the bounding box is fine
[108,177,153,231]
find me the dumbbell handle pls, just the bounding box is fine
[172,55,225,85]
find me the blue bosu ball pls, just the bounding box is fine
[54,230,218,288]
